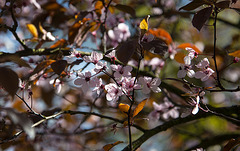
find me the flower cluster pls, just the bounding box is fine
[73,51,162,101]
[177,47,214,81]
[150,98,179,120]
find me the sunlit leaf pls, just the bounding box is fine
[179,0,210,11]
[177,43,202,53]
[0,55,31,68]
[26,24,38,38]
[114,4,136,17]
[118,103,130,114]
[133,99,147,118]
[228,50,240,58]
[140,15,150,31]
[174,52,186,64]
[116,39,138,64]
[95,1,104,16]
[50,39,67,49]
[192,7,213,31]
[148,28,172,45]
[0,67,19,97]
[89,22,100,32]
[30,60,56,76]
[51,60,68,75]
[103,141,124,151]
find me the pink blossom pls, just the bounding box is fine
[49,79,63,94]
[121,77,141,94]
[93,61,107,73]
[192,96,200,114]
[108,23,131,47]
[110,65,132,79]
[105,49,116,62]
[195,58,214,81]
[92,78,104,96]
[195,68,214,81]
[105,83,123,101]
[83,51,103,64]
[196,58,210,69]
[150,99,179,120]
[177,64,195,78]
[74,71,97,92]
[138,77,161,94]
[148,57,165,70]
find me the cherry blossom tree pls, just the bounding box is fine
[0,0,240,151]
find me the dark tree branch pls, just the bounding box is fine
[185,133,240,151]
[122,105,240,151]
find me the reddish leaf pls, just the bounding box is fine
[174,52,186,64]
[118,103,130,114]
[50,39,67,49]
[177,43,201,53]
[192,7,213,31]
[103,141,124,151]
[133,99,147,118]
[179,0,210,11]
[148,28,173,45]
[51,60,68,75]
[114,4,136,17]
[216,1,230,9]
[116,39,138,64]
[0,67,19,97]
[228,50,240,58]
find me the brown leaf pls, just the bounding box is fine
[103,141,124,151]
[30,60,56,76]
[216,1,230,9]
[50,39,67,49]
[179,0,210,11]
[116,39,138,64]
[133,99,147,118]
[114,4,136,17]
[192,7,213,31]
[0,55,31,68]
[141,39,168,56]
[51,60,68,75]
[0,67,19,97]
